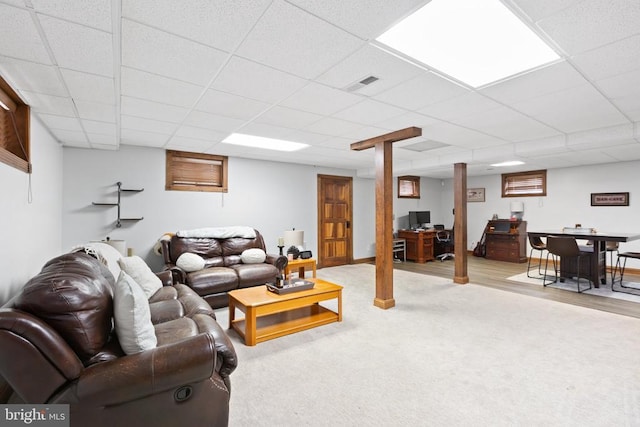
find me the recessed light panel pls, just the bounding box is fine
[222,133,309,152]
[490,160,525,167]
[376,0,560,88]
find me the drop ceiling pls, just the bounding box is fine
[1,0,639,178]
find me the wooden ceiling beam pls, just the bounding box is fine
[350,127,422,151]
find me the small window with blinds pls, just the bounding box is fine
[1,76,31,174]
[166,150,228,193]
[502,170,546,197]
[398,175,420,198]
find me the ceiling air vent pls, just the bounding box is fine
[344,75,379,92]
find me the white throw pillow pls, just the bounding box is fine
[176,252,205,272]
[241,248,266,264]
[114,271,157,355]
[75,242,123,280]
[117,256,162,298]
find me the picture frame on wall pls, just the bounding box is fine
[467,188,485,202]
[590,192,629,206]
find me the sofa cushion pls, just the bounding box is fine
[187,267,239,295]
[13,252,113,363]
[114,271,157,354]
[176,252,205,272]
[232,263,279,288]
[240,248,266,264]
[118,256,162,298]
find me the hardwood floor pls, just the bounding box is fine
[388,254,640,319]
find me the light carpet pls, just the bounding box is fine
[507,272,640,303]
[215,264,640,427]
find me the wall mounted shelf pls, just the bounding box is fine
[92,182,144,227]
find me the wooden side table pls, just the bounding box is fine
[284,257,316,279]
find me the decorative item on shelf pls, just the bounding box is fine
[510,201,524,220]
[299,250,312,259]
[277,236,284,256]
[492,214,499,220]
[287,246,300,260]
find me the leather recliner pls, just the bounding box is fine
[0,251,237,427]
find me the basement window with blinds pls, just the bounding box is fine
[0,76,31,174]
[166,150,228,193]
[502,170,546,197]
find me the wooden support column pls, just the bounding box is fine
[351,127,422,309]
[453,162,469,284]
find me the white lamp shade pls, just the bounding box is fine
[283,230,304,248]
[105,239,127,256]
[510,201,524,212]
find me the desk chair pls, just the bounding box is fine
[611,251,640,294]
[527,235,547,278]
[435,227,454,261]
[543,236,592,293]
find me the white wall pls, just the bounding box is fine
[442,161,640,268]
[62,145,377,271]
[0,116,63,304]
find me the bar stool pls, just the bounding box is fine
[527,235,546,278]
[543,236,592,293]
[611,251,640,294]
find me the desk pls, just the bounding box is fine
[397,229,436,263]
[527,230,640,287]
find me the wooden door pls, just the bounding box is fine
[317,175,352,268]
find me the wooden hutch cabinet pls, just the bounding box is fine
[397,229,436,263]
[484,219,527,263]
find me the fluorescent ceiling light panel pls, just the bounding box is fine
[490,160,524,167]
[376,0,560,88]
[222,133,309,152]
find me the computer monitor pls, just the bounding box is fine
[408,211,430,229]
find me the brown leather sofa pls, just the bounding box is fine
[0,251,237,427]
[162,228,288,308]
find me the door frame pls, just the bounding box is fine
[317,174,353,269]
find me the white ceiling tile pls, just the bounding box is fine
[536,0,640,54]
[0,57,66,96]
[288,0,428,39]
[60,68,114,104]
[122,0,271,52]
[0,4,51,63]
[121,20,228,85]
[211,57,307,104]
[418,92,502,122]
[317,44,424,95]
[74,100,115,122]
[515,135,567,157]
[183,111,245,133]
[305,116,365,137]
[472,144,516,163]
[236,1,363,79]
[38,15,113,76]
[120,129,169,147]
[421,122,506,149]
[254,106,323,129]
[174,126,228,142]
[600,142,640,162]
[376,111,440,131]
[121,67,202,108]
[87,133,117,146]
[121,114,178,135]
[165,136,215,153]
[374,72,469,111]
[195,89,270,121]
[511,0,584,21]
[450,106,559,142]
[340,126,392,142]
[571,34,640,81]
[513,84,630,133]
[22,91,75,116]
[36,113,82,132]
[597,69,640,105]
[31,0,111,31]
[280,82,362,116]
[51,128,87,144]
[121,96,190,124]
[280,130,329,145]
[234,122,295,140]
[1,1,26,6]
[480,61,587,105]
[332,99,406,126]
[566,124,635,149]
[81,119,116,136]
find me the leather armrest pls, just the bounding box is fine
[155,270,174,286]
[265,254,288,271]
[76,333,216,406]
[164,265,186,284]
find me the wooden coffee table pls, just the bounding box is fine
[228,278,342,346]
